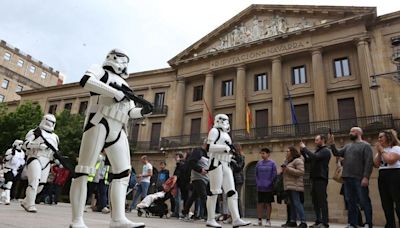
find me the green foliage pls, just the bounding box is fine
[0,102,43,154]
[54,110,84,166]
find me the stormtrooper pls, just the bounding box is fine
[0,140,25,205]
[70,49,152,228]
[206,114,251,228]
[21,113,59,212]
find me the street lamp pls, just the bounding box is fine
[370,36,400,89]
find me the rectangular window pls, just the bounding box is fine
[0,94,4,102]
[190,118,202,144]
[48,104,57,114]
[334,57,351,78]
[17,59,24,67]
[154,92,165,107]
[29,65,36,73]
[41,72,47,79]
[150,123,162,150]
[221,80,233,97]
[3,52,11,61]
[193,85,203,102]
[1,79,9,89]
[292,65,307,85]
[254,73,268,91]
[16,85,23,92]
[64,103,72,112]
[78,101,88,115]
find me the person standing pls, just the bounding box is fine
[300,135,331,228]
[129,155,153,211]
[231,143,245,217]
[51,163,70,205]
[254,148,277,227]
[373,129,400,228]
[172,152,185,218]
[282,146,307,228]
[156,161,170,191]
[328,127,374,228]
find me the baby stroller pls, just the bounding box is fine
[136,176,177,218]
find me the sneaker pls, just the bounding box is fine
[286,222,298,227]
[265,220,271,227]
[281,222,291,227]
[223,217,232,224]
[298,222,307,228]
[309,223,320,228]
[253,220,262,226]
[101,207,110,214]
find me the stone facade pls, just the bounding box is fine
[6,5,400,225]
[0,40,63,103]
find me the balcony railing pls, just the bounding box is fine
[129,141,160,152]
[152,104,168,115]
[161,114,394,148]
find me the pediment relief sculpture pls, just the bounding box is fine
[207,15,324,53]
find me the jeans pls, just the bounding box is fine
[173,187,181,217]
[288,190,306,222]
[343,177,373,227]
[98,179,108,209]
[130,181,150,210]
[378,169,400,228]
[311,179,329,224]
[182,180,207,217]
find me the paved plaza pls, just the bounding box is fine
[0,201,384,228]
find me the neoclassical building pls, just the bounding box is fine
[0,40,63,103]
[8,5,400,225]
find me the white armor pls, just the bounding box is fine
[21,114,59,213]
[70,49,149,228]
[206,114,250,228]
[0,140,25,205]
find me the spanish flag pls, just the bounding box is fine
[204,101,213,131]
[246,104,252,134]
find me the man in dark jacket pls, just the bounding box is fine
[300,135,331,228]
[230,143,245,217]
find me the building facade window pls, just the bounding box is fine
[16,85,23,92]
[0,94,4,102]
[222,80,233,96]
[1,79,9,89]
[41,72,47,79]
[334,57,351,77]
[64,103,72,112]
[292,65,307,85]
[29,65,36,73]
[48,104,57,114]
[154,92,165,107]
[254,73,268,91]
[3,52,11,61]
[78,101,88,115]
[193,85,203,101]
[17,59,24,67]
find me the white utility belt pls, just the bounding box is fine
[89,104,129,125]
[209,152,232,166]
[27,149,53,159]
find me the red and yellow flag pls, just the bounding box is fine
[246,104,252,134]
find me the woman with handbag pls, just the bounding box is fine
[282,146,307,228]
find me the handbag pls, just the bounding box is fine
[333,161,343,183]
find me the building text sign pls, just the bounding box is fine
[210,38,311,69]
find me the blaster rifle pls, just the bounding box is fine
[225,141,238,156]
[109,82,153,114]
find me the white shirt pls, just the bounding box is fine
[379,146,400,169]
[141,162,153,183]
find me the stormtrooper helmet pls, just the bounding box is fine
[103,49,130,79]
[214,114,230,132]
[12,139,23,151]
[39,114,56,132]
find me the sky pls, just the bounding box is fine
[0,0,398,83]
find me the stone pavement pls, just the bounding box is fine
[0,201,382,228]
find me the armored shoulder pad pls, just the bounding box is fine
[85,64,105,79]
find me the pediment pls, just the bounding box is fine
[169,4,376,66]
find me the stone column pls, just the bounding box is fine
[312,48,329,121]
[235,66,246,130]
[173,78,186,136]
[271,57,284,125]
[201,72,214,133]
[357,38,380,116]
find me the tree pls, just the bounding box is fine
[54,110,84,166]
[0,102,43,154]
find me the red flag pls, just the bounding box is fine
[204,101,213,131]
